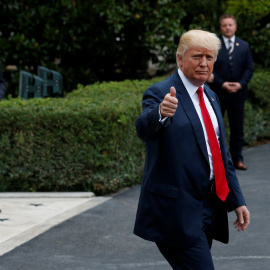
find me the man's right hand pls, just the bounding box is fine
[222,82,242,93]
[160,87,178,118]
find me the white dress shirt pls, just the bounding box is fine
[222,35,235,52]
[178,68,221,180]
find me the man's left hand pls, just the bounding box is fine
[234,205,250,231]
[226,82,242,93]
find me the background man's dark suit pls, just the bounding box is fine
[210,36,254,167]
[0,64,6,99]
[211,36,253,100]
[134,71,246,248]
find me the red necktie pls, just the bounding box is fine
[197,87,229,201]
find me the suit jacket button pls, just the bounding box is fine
[202,192,206,198]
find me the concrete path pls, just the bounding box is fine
[0,143,269,269]
[0,192,111,256]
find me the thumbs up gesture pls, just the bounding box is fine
[160,87,178,118]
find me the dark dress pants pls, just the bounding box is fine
[156,183,215,270]
[218,94,245,163]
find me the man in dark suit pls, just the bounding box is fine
[208,14,254,170]
[134,29,250,269]
[0,63,6,100]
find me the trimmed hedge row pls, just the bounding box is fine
[248,69,270,140]
[0,70,269,194]
[0,77,163,194]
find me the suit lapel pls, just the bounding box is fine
[220,37,230,64]
[172,72,209,164]
[218,36,232,68]
[232,37,240,66]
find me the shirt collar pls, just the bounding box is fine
[177,68,204,98]
[222,35,235,44]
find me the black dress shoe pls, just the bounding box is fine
[234,161,247,170]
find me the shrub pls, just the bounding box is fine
[248,69,270,140]
[0,70,269,194]
[0,77,163,194]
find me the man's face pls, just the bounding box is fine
[220,18,237,39]
[178,47,215,86]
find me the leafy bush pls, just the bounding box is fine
[0,70,269,194]
[244,102,266,145]
[0,77,163,194]
[248,69,270,140]
[0,0,223,97]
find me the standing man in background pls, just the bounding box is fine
[0,63,6,100]
[208,14,254,170]
[134,29,250,270]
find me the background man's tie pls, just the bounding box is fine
[228,39,233,69]
[197,87,229,201]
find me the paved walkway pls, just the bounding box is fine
[0,193,111,256]
[0,143,269,270]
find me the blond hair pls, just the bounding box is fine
[176,29,221,66]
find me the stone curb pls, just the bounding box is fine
[0,192,95,198]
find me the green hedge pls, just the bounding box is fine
[0,70,269,194]
[248,69,270,140]
[0,77,163,194]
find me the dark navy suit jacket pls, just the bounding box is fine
[134,71,246,247]
[211,36,253,100]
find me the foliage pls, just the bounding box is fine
[0,70,269,194]
[247,69,270,139]
[0,76,163,194]
[1,0,111,96]
[243,102,266,144]
[0,0,222,97]
[225,0,270,18]
[224,0,270,67]
[1,0,269,98]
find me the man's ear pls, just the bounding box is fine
[177,54,183,67]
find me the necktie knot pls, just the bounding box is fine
[197,87,203,96]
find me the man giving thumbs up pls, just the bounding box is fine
[134,29,250,270]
